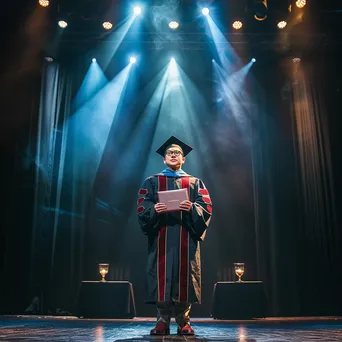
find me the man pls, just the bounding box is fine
[137,136,212,336]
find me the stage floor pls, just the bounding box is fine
[0,316,342,341]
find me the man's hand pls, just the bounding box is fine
[154,203,168,214]
[179,200,193,212]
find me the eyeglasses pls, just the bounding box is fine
[165,150,183,156]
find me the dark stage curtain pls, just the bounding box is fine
[28,60,79,314]
[253,57,342,316]
[0,0,53,314]
[289,59,341,315]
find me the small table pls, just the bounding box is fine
[211,281,266,319]
[76,281,136,318]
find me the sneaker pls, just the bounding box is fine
[150,321,170,335]
[177,323,195,336]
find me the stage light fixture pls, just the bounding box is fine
[251,58,256,63]
[232,20,243,30]
[277,20,287,29]
[169,21,179,29]
[92,58,96,63]
[102,21,113,30]
[295,0,306,8]
[170,57,175,62]
[254,0,268,21]
[202,8,209,16]
[130,56,137,64]
[58,20,68,28]
[133,6,142,16]
[45,56,54,62]
[38,0,49,7]
[293,57,301,63]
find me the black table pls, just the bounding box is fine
[76,281,136,318]
[211,281,266,319]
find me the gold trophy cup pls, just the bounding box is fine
[98,263,109,282]
[234,262,245,282]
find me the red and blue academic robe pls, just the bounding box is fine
[137,171,212,304]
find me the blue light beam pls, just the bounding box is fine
[68,64,133,187]
[71,60,108,112]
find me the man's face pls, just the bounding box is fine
[164,147,185,170]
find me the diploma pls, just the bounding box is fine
[157,188,189,212]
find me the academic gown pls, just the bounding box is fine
[137,169,212,304]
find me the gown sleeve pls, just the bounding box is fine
[137,177,161,236]
[183,178,212,241]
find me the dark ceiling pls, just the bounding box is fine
[1,0,342,62]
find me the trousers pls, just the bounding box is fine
[156,300,191,326]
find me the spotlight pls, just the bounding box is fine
[38,0,49,7]
[254,0,268,21]
[130,56,137,64]
[295,0,306,8]
[251,58,256,63]
[232,20,243,30]
[45,56,54,62]
[202,8,209,16]
[170,57,175,62]
[102,21,113,30]
[169,21,179,29]
[133,6,142,16]
[293,57,301,63]
[58,20,68,28]
[92,58,96,63]
[277,20,287,29]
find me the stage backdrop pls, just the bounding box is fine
[1,43,341,317]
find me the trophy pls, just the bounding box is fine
[234,262,245,282]
[98,263,109,282]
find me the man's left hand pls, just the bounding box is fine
[179,200,193,212]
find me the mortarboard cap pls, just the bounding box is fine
[156,136,193,157]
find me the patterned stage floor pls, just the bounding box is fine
[0,316,342,341]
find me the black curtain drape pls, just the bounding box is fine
[0,4,48,312]
[253,56,342,316]
[28,60,81,313]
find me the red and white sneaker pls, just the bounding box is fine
[177,323,195,336]
[150,321,170,335]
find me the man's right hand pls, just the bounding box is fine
[154,203,168,214]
